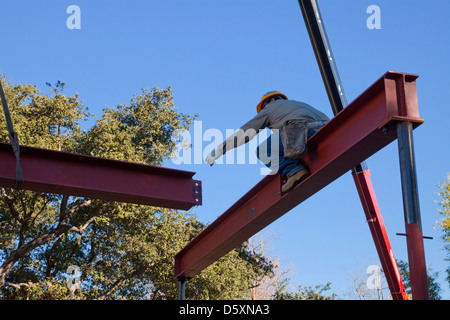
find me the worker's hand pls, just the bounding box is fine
[205,148,222,166]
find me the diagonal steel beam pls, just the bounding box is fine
[353,169,406,299]
[174,71,423,279]
[0,142,202,210]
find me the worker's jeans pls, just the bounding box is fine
[256,129,317,177]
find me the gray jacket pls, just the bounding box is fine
[219,99,330,155]
[241,99,329,132]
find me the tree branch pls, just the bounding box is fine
[4,282,32,290]
[0,198,94,288]
[69,216,97,235]
[96,264,151,300]
[59,195,69,225]
[0,225,70,287]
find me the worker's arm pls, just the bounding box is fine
[205,128,257,165]
[205,111,269,166]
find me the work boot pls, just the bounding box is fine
[281,169,310,193]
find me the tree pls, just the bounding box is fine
[437,173,450,286]
[0,75,272,299]
[348,266,391,300]
[396,260,442,300]
[247,232,294,300]
[346,260,442,300]
[272,280,337,300]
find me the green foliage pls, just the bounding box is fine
[0,78,89,151]
[272,279,336,300]
[437,173,450,285]
[0,75,272,300]
[188,242,274,300]
[396,260,442,300]
[76,87,194,166]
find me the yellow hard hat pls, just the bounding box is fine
[256,91,288,113]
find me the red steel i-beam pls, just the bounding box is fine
[0,143,202,210]
[353,170,407,300]
[174,71,423,281]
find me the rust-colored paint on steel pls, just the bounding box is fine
[405,223,429,300]
[0,143,202,210]
[353,169,407,300]
[174,71,423,279]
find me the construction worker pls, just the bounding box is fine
[205,91,329,193]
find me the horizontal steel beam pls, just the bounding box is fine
[174,71,423,279]
[0,143,202,210]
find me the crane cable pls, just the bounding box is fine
[0,78,24,189]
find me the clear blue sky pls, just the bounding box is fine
[1,0,449,299]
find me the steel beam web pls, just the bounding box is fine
[0,142,202,210]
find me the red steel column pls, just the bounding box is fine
[397,121,429,300]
